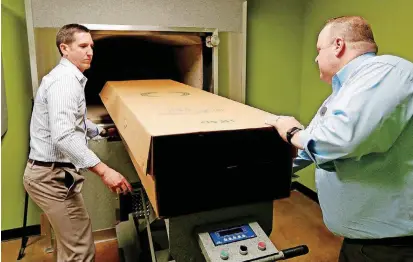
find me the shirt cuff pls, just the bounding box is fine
[96,125,104,137]
[299,129,319,167]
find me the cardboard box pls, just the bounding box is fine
[100,80,293,218]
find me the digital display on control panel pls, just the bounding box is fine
[218,227,243,237]
[209,224,256,246]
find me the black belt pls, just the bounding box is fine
[28,159,75,169]
[344,236,413,246]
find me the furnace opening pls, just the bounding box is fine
[83,32,213,123]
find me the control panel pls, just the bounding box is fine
[209,224,256,246]
[198,222,280,261]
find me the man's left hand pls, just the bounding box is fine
[107,127,118,137]
[100,127,119,137]
[265,115,304,142]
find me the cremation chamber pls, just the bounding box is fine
[30,26,219,231]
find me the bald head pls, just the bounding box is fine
[324,16,378,54]
[315,16,378,84]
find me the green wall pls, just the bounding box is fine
[1,0,43,230]
[296,0,413,190]
[246,0,306,118]
[247,0,413,191]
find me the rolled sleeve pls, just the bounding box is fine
[300,62,413,167]
[293,140,314,173]
[299,129,318,166]
[86,119,103,138]
[300,115,356,166]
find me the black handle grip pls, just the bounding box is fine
[282,245,309,259]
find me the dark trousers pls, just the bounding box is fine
[339,238,413,262]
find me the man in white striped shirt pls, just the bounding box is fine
[23,24,132,262]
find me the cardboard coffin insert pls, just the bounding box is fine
[100,79,293,217]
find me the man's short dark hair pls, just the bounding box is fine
[56,24,90,56]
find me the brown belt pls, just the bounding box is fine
[28,159,75,169]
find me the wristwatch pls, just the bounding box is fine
[286,127,302,145]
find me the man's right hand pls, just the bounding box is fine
[90,162,133,194]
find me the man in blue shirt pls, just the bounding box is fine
[266,16,413,261]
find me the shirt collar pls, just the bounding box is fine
[331,52,376,93]
[59,57,88,87]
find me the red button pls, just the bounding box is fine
[258,241,266,251]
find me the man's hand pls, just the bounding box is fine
[90,162,132,194]
[107,127,118,137]
[265,115,304,142]
[100,127,119,137]
[100,168,133,194]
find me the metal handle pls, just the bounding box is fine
[280,245,309,260]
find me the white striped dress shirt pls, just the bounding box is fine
[29,58,102,169]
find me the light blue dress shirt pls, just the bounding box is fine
[295,52,413,239]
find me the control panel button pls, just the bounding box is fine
[239,245,248,255]
[220,250,229,260]
[258,241,266,251]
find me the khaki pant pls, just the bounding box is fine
[23,162,95,262]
